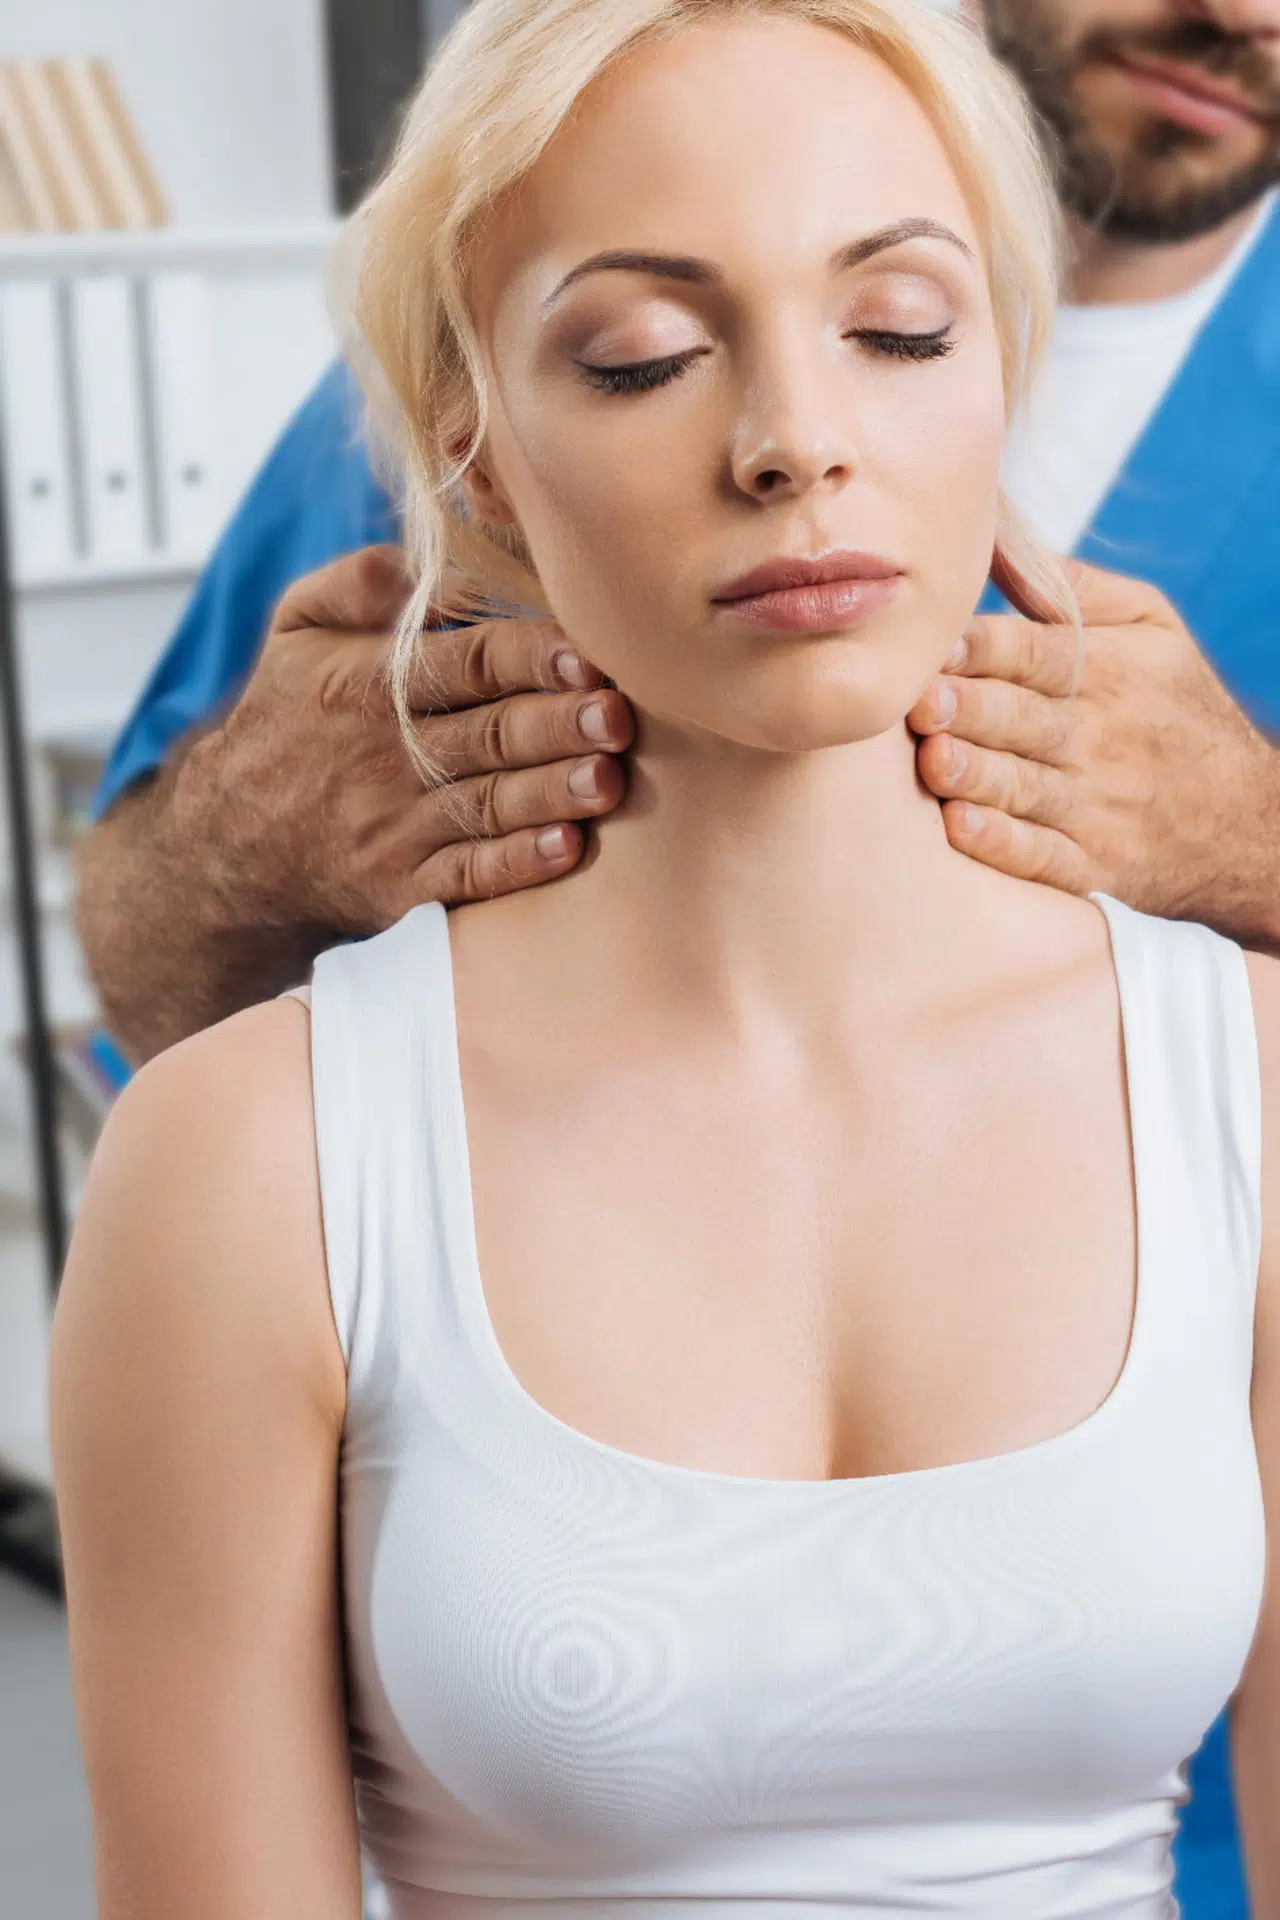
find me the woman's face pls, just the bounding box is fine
[469,15,1008,751]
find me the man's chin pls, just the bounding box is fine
[1064,146,1280,244]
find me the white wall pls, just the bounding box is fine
[0,0,333,225]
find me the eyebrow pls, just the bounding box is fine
[545,217,974,304]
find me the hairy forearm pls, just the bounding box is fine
[76,734,327,1063]
[1194,735,1280,960]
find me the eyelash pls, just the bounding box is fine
[580,352,703,394]
[579,325,957,394]
[854,325,958,362]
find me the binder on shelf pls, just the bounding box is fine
[56,60,167,231]
[0,140,30,233]
[143,272,217,557]
[67,274,151,567]
[7,60,106,232]
[0,58,167,234]
[0,64,60,233]
[0,278,77,579]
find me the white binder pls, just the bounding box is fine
[143,271,217,558]
[0,278,76,579]
[67,273,150,565]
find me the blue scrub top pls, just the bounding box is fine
[94,361,398,815]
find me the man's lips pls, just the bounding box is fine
[1110,52,1268,137]
[711,552,904,634]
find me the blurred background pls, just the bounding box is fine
[0,3,461,1910]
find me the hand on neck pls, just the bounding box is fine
[478,704,1036,1037]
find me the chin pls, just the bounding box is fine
[705,646,932,754]
[714,681,920,755]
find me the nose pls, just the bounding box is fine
[1175,0,1280,30]
[730,349,858,504]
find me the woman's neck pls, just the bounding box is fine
[483,709,1027,1035]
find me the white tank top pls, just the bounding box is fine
[299,895,1265,1919]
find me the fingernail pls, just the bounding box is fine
[940,738,967,780]
[568,757,601,799]
[951,803,979,837]
[554,648,592,689]
[578,697,612,744]
[536,825,569,859]
[944,636,968,671]
[932,683,957,726]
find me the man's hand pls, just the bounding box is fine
[196,544,633,931]
[77,544,634,1060]
[908,555,1280,952]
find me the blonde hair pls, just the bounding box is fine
[342,0,1076,771]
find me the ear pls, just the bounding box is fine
[460,449,519,530]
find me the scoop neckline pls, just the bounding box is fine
[431,893,1149,1496]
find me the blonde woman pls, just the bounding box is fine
[50,0,1280,1913]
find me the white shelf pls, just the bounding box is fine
[16,554,202,596]
[0,219,342,278]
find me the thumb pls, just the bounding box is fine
[989,538,1064,625]
[992,540,1164,633]
[273,543,417,641]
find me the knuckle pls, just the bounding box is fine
[475,771,506,839]
[417,704,471,772]
[976,805,1013,856]
[437,835,493,903]
[987,751,1021,814]
[349,543,393,601]
[432,843,473,905]
[461,625,504,703]
[1134,577,1173,624]
[480,699,513,768]
[965,676,1000,737]
[1037,623,1076,697]
[1039,704,1074,763]
[1013,619,1039,685]
[464,837,496,899]
[1016,761,1058,827]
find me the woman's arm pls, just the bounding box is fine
[1231,956,1280,1910]
[49,998,360,1920]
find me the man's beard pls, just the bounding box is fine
[983,3,1280,243]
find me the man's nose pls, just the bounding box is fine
[1175,0,1280,32]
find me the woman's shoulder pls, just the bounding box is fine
[111,994,316,1199]
[54,994,344,1442]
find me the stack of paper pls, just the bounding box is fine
[0,58,167,234]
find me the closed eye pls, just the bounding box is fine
[578,325,955,395]
[577,348,708,394]
[853,325,957,362]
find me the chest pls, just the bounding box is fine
[463,1011,1137,1481]
[345,1395,1262,1872]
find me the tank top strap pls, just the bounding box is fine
[305,903,469,1404]
[1093,894,1262,1340]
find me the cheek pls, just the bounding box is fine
[487,390,711,671]
[876,357,1006,620]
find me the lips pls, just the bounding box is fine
[1111,53,1268,136]
[711,551,904,634]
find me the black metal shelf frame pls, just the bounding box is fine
[0,432,68,1599]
